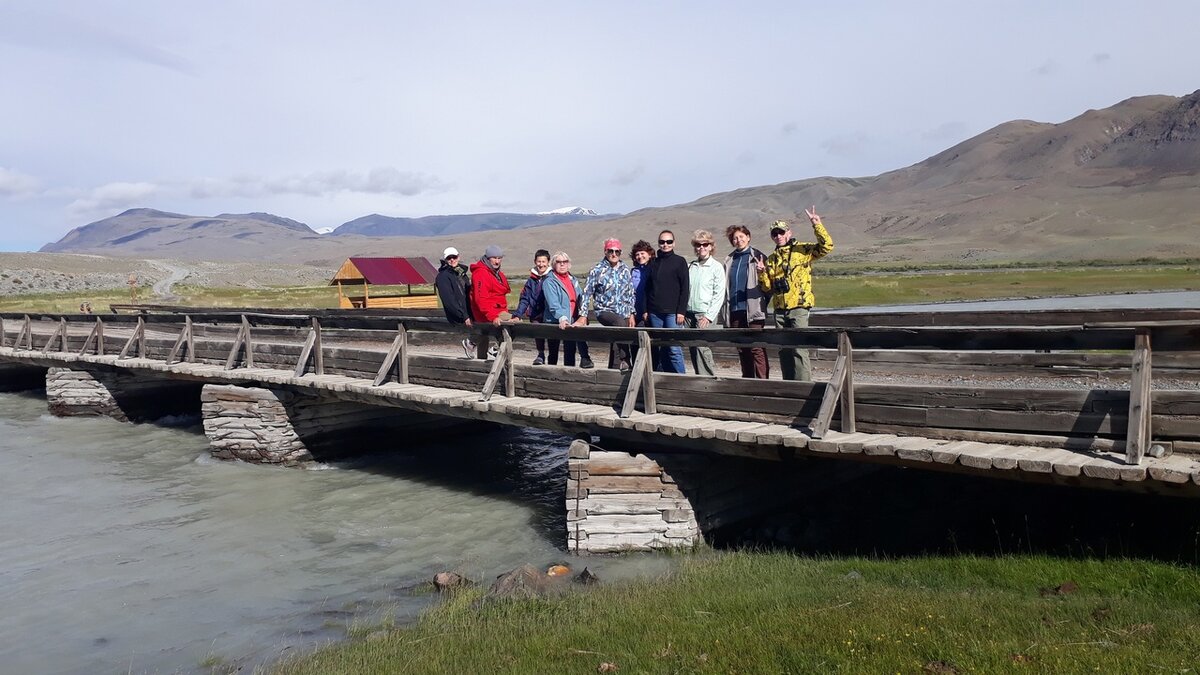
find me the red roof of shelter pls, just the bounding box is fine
[330,257,438,285]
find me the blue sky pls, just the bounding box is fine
[1,1,1197,251]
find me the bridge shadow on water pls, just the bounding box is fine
[714,463,1200,565]
[137,410,1200,564]
[327,425,571,543]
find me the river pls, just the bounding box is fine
[0,393,669,674]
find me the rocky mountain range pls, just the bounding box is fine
[40,89,1200,267]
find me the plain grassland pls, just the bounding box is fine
[0,264,1195,313]
[273,551,1200,674]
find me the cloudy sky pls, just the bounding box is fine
[2,1,1197,251]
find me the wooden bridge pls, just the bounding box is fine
[2,307,1198,553]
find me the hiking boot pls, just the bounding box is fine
[488,345,500,358]
[532,355,545,366]
[618,359,631,372]
[461,338,474,358]
[579,357,594,369]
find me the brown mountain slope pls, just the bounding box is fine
[43,90,1200,266]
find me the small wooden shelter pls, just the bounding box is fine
[330,257,440,309]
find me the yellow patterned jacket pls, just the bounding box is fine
[756,221,834,310]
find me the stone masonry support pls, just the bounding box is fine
[45,366,199,422]
[200,383,465,465]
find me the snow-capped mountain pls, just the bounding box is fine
[536,206,598,216]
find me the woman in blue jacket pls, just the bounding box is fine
[541,250,593,368]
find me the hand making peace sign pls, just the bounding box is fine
[805,205,822,225]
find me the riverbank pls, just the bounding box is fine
[273,550,1200,674]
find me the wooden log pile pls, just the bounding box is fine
[566,437,844,553]
[566,439,700,554]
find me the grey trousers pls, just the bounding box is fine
[774,307,811,381]
[684,311,717,377]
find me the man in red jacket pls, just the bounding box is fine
[469,244,515,359]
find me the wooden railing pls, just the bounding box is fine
[2,310,1198,466]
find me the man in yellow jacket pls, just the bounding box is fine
[757,206,834,381]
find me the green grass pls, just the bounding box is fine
[274,551,1200,674]
[170,284,345,309]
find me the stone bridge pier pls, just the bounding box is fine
[568,436,832,554]
[200,384,471,465]
[45,366,203,422]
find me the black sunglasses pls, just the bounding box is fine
[605,248,621,254]
[658,239,674,245]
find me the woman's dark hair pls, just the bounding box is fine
[630,240,654,262]
[534,249,550,260]
[725,224,751,244]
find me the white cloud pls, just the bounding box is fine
[921,122,968,142]
[610,164,645,187]
[0,4,195,75]
[67,182,159,216]
[0,167,41,197]
[186,168,446,200]
[820,134,870,158]
[1033,59,1057,76]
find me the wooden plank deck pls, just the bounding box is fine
[4,342,1198,495]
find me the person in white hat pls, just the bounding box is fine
[434,246,474,357]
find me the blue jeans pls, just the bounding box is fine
[649,313,685,373]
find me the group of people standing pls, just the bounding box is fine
[433,208,833,381]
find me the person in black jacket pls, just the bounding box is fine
[434,246,474,357]
[642,229,689,373]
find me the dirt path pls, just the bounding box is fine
[148,262,191,301]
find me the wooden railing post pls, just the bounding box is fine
[479,327,513,401]
[503,327,514,397]
[224,315,253,369]
[810,330,853,438]
[19,315,32,350]
[313,316,323,375]
[0,316,5,348]
[296,317,323,377]
[838,331,855,433]
[79,317,102,356]
[118,316,145,360]
[42,318,67,354]
[167,316,193,365]
[621,330,656,417]
[1125,328,1152,465]
[373,322,410,386]
[643,331,657,412]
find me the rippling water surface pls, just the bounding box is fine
[0,393,670,674]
